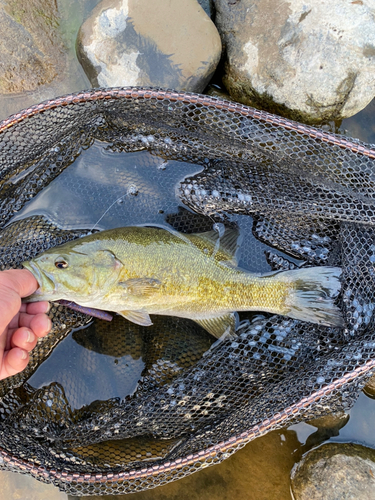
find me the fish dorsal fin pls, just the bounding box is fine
[187,227,240,264]
[118,278,161,297]
[118,310,153,326]
[194,313,237,339]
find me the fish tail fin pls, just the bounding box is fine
[280,266,343,327]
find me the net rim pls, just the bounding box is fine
[0,358,373,486]
[1,86,374,159]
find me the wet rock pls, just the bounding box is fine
[307,411,349,431]
[0,0,66,94]
[0,470,67,500]
[215,0,375,123]
[291,443,375,500]
[303,412,349,450]
[363,372,375,398]
[205,84,234,101]
[77,0,221,91]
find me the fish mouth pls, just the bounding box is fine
[23,261,42,286]
[23,261,58,301]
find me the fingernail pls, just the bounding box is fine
[42,302,51,314]
[20,349,27,360]
[26,330,35,343]
[43,318,52,335]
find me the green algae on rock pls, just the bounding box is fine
[0,0,67,94]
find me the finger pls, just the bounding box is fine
[0,269,38,334]
[29,314,52,338]
[19,303,27,313]
[0,269,39,298]
[10,327,37,351]
[0,289,21,334]
[25,301,50,315]
[8,312,21,330]
[0,348,29,380]
[18,310,51,330]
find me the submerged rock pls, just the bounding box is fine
[0,0,66,94]
[77,0,221,91]
[215,0,375,123]
[363,372,375,398]
[0,470,67,500]
[291,443,375,500]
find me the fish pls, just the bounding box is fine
[22,226,343,339]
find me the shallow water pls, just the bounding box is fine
[1,0,375,498]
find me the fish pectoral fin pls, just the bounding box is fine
[118,278,162,297]
[193,312,237,339]
[118,310,153,327]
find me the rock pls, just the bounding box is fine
[205,84,234,101]
[307,412,349,432]
[197,0,215,19]
[0,470,67,500]
[0,0,66,94]
[363,372,375,398]
[77,0,221,92]
[291,443,375,500]
[215,0,375,123]
[303,412,349,450]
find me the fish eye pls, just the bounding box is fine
[55,258,68,269]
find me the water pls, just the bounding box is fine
[10,143,204,231]
[1,1,375,498]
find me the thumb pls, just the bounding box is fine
[0,269,39,298]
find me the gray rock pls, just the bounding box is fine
[0,0,66,94]
[77,0,221,92]
[363,372,375,398]
[215,0,375,123]
[198,0,215,19]
[291,443,375,500]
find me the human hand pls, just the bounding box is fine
[0,269,51,380]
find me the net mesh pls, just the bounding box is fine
[0,87,374,496]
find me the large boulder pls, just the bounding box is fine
[0,0,66,94]
[215,0,375,123]
[76,0,222,91]
[291,443,375,500]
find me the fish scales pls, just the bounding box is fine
[23,226,344,338]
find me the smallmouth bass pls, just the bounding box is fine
[23,226,343,338]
